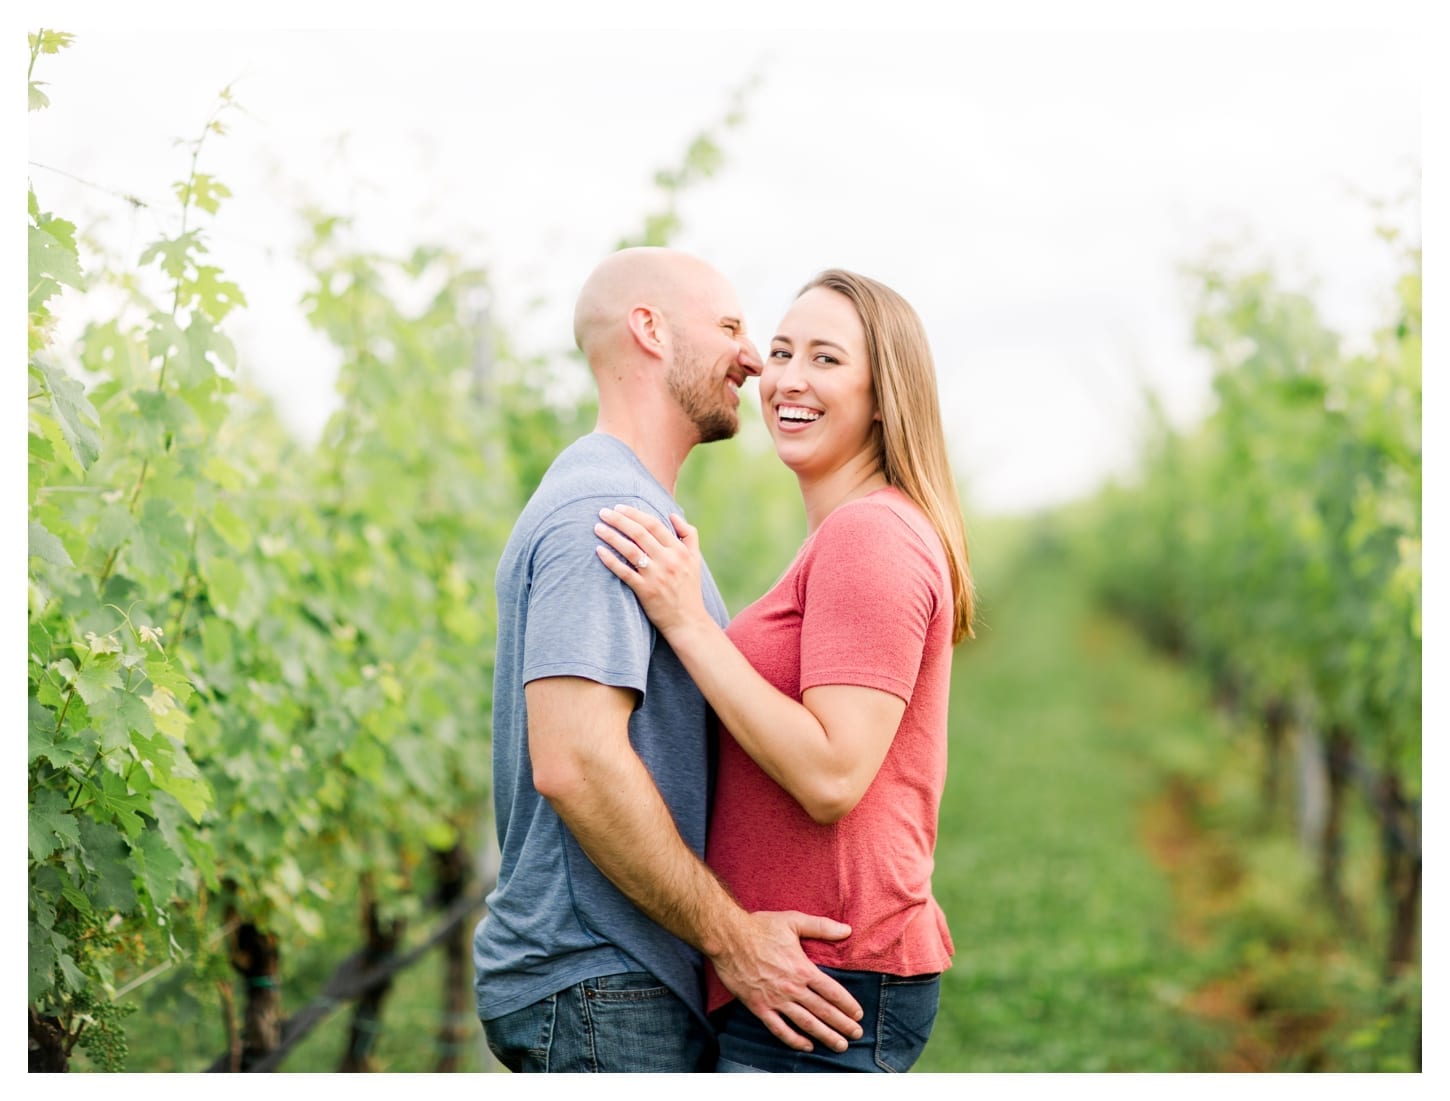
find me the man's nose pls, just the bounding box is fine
[738,337,763,376]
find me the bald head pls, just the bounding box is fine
[572,247,730,360]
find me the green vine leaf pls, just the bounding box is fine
[138,231,204,281]
[29,29,77,55]
[94,773,150,838]
[29,789,80,863]
[74,655,122,707]
[29,521,74,567]
[28,926,57,1004]
[34,358,101,470]
[76,818,137,912]
[29,698,80,770]
[177,173,232,215]
[188,266,247,323]
[29,213,83,307]
[130,826,185,915]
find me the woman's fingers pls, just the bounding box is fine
[598,508,660,560]
[599,506,704,570]
[595,508,707,635]
[594,522,651,570]
[669,513,699,552]
[594,544,643,587]
[609,503,668,533]
[604,505,682,549]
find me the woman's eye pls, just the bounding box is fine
[769,348,791,360]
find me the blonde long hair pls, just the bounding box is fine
[801,270,976,643]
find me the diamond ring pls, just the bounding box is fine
[636,554,651,570]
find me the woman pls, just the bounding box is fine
[594,269,974,1072]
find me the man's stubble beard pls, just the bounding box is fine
[666,338,738,445]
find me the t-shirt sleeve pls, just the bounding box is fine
[797,502,942,702]
[521,494,658,696]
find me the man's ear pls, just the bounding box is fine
[626,305,668,360]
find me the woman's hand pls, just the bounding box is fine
[594,505,711,636]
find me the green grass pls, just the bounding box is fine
[76,916,492,1073]
[917,533,1229,1071]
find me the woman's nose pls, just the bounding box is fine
[772,354,806,394]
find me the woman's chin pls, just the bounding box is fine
[769,442,808,473]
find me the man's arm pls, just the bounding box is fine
[526,675,864,1052]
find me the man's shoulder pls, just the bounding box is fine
[526,436,673,521]
[499,438,670,589]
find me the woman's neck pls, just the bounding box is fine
[797,453,889,535]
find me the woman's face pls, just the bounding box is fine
[761,286,880,481]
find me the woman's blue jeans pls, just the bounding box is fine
[711,967,941,1073]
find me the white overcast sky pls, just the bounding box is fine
[19,3,1432,516]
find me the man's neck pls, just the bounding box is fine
[593,407,696,497]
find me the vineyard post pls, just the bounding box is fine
[433,841,473,1072]
[225,910,282,1070]
[29,1009,71,1073]
[1291,723,1329,854]
[1258,697,1290,830]
[1318,728,1354,921]
[1380,773,1420,977]
[337,875,404,1072]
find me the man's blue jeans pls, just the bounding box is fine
[711,968,941,1073]
[481,971,714,1072]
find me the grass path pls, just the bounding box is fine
[918,545,1233,1071]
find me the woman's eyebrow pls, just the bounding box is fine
[769,337,849,354]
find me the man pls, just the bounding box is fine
[473,248,865,1072]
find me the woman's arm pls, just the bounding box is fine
[594,506,907,824]
[526,674,864,1048]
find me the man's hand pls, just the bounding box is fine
[710,910,864,1053]
[528,678,863,1054]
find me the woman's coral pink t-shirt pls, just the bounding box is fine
[705,487,955,1013]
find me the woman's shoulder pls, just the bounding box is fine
[822,487,937,549]
[803,489,950,615]
[809,489,948,588]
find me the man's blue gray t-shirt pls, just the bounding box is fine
[472,433,728,1026]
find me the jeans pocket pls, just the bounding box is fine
[582,972,709,1071]
[583,971,673,1003]
[482,993,556,1072]
[873,974,941,1073]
